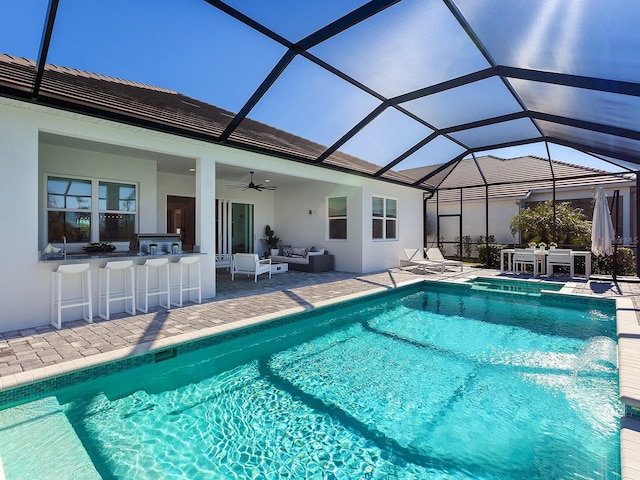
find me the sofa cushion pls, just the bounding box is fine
[290,247,309,258]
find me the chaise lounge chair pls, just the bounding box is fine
[424,247,464,272]
[231,253,271,282]
[400,248,445,273]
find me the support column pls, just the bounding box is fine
[196,156,216,298]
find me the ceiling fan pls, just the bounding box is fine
[226,171,277,192]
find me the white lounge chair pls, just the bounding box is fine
[231,253,271,282]
[399,248,445,273]
[424,247,463,271]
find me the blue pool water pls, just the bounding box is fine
[0,283,621,479]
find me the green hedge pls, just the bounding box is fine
[476,243,507,269]
[592,247,636,276]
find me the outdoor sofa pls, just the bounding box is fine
[270,246,334,273]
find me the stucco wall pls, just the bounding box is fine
[0,97,425,331]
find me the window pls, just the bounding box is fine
[372,196,397,240]
[328,196,347,240]
[99,182,136,242]
[47,176,137,243]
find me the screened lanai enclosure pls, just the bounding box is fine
[1,0,640,271]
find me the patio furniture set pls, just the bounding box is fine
[500,248,591,279]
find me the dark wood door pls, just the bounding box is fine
[167,195,196,251]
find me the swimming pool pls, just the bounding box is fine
[0,282,621,479]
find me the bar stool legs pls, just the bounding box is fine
[137,258,171,313]
[171,256,201,307]
[51,263,93,329]
[99,260,135,320]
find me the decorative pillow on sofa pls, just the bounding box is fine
[307,248,325,256]
[290,247,309,258]
[280,245,292,256]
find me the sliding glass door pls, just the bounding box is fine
[216,200,254,255]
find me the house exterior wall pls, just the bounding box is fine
[361,182,424,273]
[0,98,220,332]
[0,97,425,332]
[274,181,363,273]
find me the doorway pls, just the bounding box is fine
[216,200,254,255]
[167,195,195,251]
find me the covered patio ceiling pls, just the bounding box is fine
[1,0,639,191]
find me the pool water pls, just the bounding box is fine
[0,283,621,479]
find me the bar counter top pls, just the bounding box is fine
[39,251,205,264]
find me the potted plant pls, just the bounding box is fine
[83,242,116,254]
[265,225,280,257]
[549,242,558,249]
[537,242,547,249]
[528,241,537,249]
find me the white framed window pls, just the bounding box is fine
[327,196,347,240]
[372,196,397,240]
[47,176,137,244]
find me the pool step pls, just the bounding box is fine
[0,397,101,480]
[471,283,540,296]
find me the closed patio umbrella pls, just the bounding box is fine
[591,187,615,257]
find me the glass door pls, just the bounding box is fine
[232,202,254,253]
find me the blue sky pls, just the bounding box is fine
[0,0,629,174]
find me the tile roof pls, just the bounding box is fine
[0,54,415,184]
[401,155,634,202]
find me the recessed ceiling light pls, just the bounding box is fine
[189,168,196,172]
[265,179,270,183]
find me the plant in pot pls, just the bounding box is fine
[265,225,280,257]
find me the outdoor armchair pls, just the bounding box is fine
[231,253,271,282]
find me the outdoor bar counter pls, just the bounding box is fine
[40,247,207,326]
[39,251,204,264]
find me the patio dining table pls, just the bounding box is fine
[500,248,591,279]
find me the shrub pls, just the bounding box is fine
[477,243,507,269]
[592,248,636,276]
[510,201,591,246]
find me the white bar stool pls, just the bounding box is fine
[51,263,93,329]
[99,260,135,320]
[171,256,201,307]
[137,257,170,313]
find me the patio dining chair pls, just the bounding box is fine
[231,253,271,282]
[424,247,463,272]
[512,248,538,276]
[546,249,574,279]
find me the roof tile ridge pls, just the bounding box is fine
[0,54,177,95]
[550,157,608,173]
